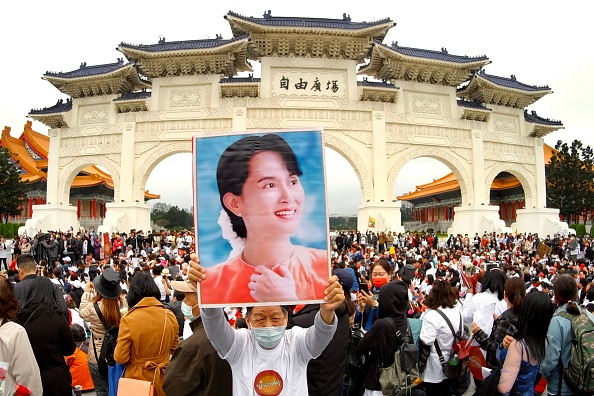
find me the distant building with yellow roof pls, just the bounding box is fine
[398,141,555,231]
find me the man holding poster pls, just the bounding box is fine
[193,130,330,307]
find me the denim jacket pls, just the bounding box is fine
[539,304,594,396]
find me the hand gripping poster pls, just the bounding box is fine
[193,129,331,307]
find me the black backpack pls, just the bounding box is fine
[93,303,119,377]
[345,325,365,378]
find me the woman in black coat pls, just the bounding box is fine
[356,279,411,393]
[15,276,76,396]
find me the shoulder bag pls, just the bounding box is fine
[117,309,168,396]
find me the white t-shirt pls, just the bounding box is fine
[225,326,313,395]
[419,306,463,383]
[154,275,166,301]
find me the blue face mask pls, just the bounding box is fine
[251,326,286,349]
[181,301,199,322]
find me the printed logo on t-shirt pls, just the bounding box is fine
[254,370,283,396]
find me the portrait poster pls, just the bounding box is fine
[193,129,331,307]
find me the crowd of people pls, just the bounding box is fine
[1,227,593,395]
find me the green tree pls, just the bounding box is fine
[546,140,594,223]
[0,147,26,223]
[150,205,193,229]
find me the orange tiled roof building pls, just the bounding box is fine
[0,121,158,230]
[397,143,555,230]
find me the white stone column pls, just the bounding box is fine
[119,123,135,202]
[372,111,387,202]
[45,129,61,204]
[471,129,486,205]
[534,138,547,208]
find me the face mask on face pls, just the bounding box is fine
[181,301,199,322]
[251,326,285,349]
[372,277,388,289]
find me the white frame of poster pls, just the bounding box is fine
[192,128,331,307]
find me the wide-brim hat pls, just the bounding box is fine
[93,268,122,300]
[171,280,196,293]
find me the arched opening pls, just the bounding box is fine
[325,147,361,230]
[144,152,193,230]
[394,157,458,232]
[66,163,115,232]
[489,171,527,227]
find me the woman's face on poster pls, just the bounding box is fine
[224,151,304,237]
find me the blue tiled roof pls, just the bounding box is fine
[477,70,550,92]
[114,90,152,102]
[44,59,130,79]
[226,10,393,30]
[219,76,261,83]
[357,79,397,88]
[379,41,489,64]
[524,110,562,125]
[29,99,72,115]
[457,99,491,111]
[118,34,249,53]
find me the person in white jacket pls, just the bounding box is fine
[462,268,507,338]
[419,279,464,396]
[0,275,43,395]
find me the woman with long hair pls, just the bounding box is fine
[355,259,391,331]
[114,272,179,396]
[0,276,43,394]
[497,291,555,395]
[199,133,328,305]
[473,276,526,370]
[14,276,76,396]
[418,279,462,396]
[79,267,122,396]
[540,274,594,396]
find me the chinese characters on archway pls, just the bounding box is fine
[280,76,339,93]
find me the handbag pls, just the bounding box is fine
[117,310,168,396]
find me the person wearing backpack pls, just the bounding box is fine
[418,279,463,396]
[356,279,421,396]
[80,267,122,396]
[540,274,594,396]
[496,291,555,396]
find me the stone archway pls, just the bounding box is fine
[484,163,536,209]
[387,147,474,205]
[58,156,121,205]
[132,142,193,202]
[324,133,373,203]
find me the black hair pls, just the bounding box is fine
[216,134,302,239]
[553,274,580,315]
[17,254,36,273]
[235,317,248,329]
[152,264,163,276]
[516,291,554,362]
[126,272,161,308]
[173,289,185,302]
[480,269,506,300]
[23,277,61,315]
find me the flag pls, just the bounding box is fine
[377,213,387,231]
[368,216,376,228]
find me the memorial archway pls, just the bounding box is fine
[24,10,569,237]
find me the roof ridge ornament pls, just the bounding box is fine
[117,57,124,65]
[158,36,166,44]
[215,34,223,40]
[343,13,351,22]
[511,74,517,81]
[80,62,87,69]
[441,47,448,54]
[263,10,272,19]
[391,41,398,47]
